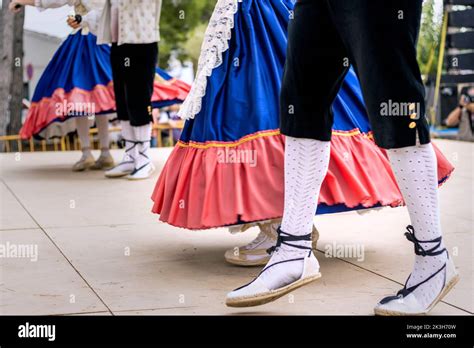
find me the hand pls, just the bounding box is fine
[466,103,474,114]
[67,16,81,29]
[9,1,23,13]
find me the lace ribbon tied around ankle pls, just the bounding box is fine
[404,225,445,257]
[266,228,312,255]
[380,225,447,303]
[123,139,137,163]
[178,0,240,120]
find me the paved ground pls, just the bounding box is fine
[0,139,472,315]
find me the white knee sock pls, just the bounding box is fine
[281,136,331,241]
[76,117,92,157]
[96,115,110,155]
[387,143,447,308]
[260,136,331,290]
[132,123,152,169]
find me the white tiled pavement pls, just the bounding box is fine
[0,140,472,315]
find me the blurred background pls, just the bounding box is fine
[0,0,473,150]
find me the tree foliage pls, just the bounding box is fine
[159,0,215,66]
[417,0,443,78]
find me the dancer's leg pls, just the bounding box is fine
[96,115,110,152]
[385,144,449,309]
[105,44,136,178]
[76,117,91,153]
[91,115,115,170]
[327,0,458,314]
[260,137,330,287]
[121,43,156,129]
[226,137,330,306]
[280,137,331,236]
[226,0,348,307]
[127,123,154,180]
[105,120,136,177]
[328,0,429,149]
[122,43,158,180]
[72,117,94,172]
[109,43,129,124]
[278,0,348,241]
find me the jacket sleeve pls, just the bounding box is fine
[81,0,108,35]
[34,0,77,9]
[81,4,104,35]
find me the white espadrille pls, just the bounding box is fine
[226,228,321,307]
[374,226,460,316]
[105,139,136,178]
[72,151,95,172]
[126,162,155,180]
[225,223,320,267]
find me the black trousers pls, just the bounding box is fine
[280,0,430,149]
[111,43,158,127]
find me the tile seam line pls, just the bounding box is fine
[0,227,42,232]
[111,305,200,313]
[0,178,114,316]
[1,178,469,315]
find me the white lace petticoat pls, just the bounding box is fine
[178,0,240,120]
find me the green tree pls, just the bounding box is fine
[159,0,215,67]
[182,22,208,70]
[417,0,443,78]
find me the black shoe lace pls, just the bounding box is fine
[266,227,312,255]
[379,225,448,304]
[123,138,138,162]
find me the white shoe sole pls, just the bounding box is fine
[225,255,270,267]
[91,162,115,171]
[374,273,460,316]
[127,165,155,181]
[105,171,133,178]
[226,273,321,308]
[72,161,95,172]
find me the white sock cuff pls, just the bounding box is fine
[281,136,331,236]
[133,123,152,143]
[120,121,134,141]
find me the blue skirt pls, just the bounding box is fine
[21,30,115,139]
[152,0,454,229]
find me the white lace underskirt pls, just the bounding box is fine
[178,0,241,120]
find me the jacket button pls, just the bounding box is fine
[409,122,416,129]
